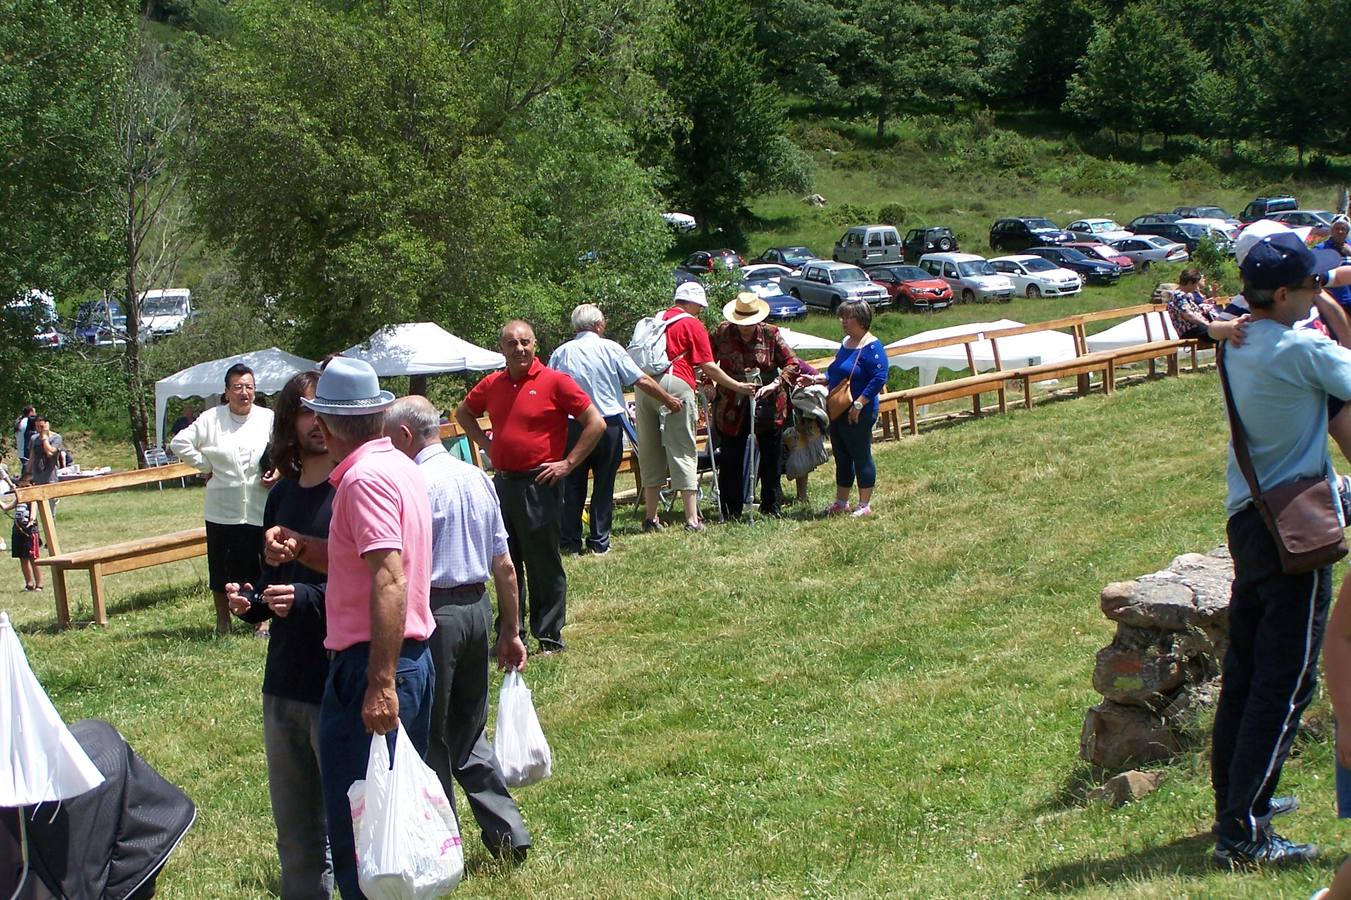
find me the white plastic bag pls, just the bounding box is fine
[494,670,552,787]
[347,725,463,900]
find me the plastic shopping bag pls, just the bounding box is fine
[494,670,552,787]
[347,725,463,900]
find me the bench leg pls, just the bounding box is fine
[1077,373,1090,396]
[53,570,71,630]
[1023,377,1033,410]
[1105,362,1116,395]
[907,402,918,436]
[996,386,1007,415]
[90,563,108,626]
[1168,352,1180,377]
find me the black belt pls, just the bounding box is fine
[327,637,427,661]
[495,467,544,480]
[602,413,627,425]
[430,584,486,607]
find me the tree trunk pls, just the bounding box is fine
[124,192,150,467]
[876,107,886,142]
[1297,142,1305,169]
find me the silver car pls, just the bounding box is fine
[1107,235,1190,271]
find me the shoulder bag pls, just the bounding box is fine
[1217,344,1347,573]
[826,343,862,421]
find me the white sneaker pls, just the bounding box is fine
[851,504,874,518]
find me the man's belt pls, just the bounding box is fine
[430,584,486,607]
[495,466,545,480]
[326,637,427,661]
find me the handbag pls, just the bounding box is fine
[1217,345,1348,573]
[826,346,862,421]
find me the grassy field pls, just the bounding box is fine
[4,370,1348,898]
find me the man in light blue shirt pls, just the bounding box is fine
[385,396,532,863]
[549,303,683,554]
[1212,231,1351,871]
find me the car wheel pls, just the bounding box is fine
[938,237,954,251]
[961,288,975,304]
[829,296,841,312]
[1026,284,1041,299]
[1140,260,1151,272]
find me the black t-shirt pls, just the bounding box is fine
[236,476,333,703]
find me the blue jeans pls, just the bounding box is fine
[829,407,877,490]
[319,641,434,900]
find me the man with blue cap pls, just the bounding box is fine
[1210,231,1351,870]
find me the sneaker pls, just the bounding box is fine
[641,518,662,533]
[684,520,706,533]
[850,504,874,518]
[823,500,851,517]
[1212,796,1299,836]
[587,545,612,556]
[1310,889,1330,900]
[1212,831,1320,870]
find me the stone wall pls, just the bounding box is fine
[1080,547,1232,771]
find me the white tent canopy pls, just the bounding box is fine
[1084,312,1180,352]
[154,347,317,448]
[778,327,841,352]
[341,322,505,377]
[885,319,1079,386]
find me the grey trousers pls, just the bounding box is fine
[426,587,531,853]
[262,693,333,900]
[494,472,567,649]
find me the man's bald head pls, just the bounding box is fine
[499,319,538,377]
[385,394,441,452]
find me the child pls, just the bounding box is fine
[10,477,42,591]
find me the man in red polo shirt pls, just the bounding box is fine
[455,320,604,653]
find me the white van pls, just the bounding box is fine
[140,288,193,338]
[833,225,902,266]
[917,253,1014,303]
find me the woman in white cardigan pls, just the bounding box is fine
[171,363,276,635]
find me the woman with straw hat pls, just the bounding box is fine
[709,291,801,519]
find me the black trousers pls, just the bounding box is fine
[561,415,625,553]
[494,472,567,650]
[1211,505,1332,842]
[425,586,531,853]
[717,421,785,519]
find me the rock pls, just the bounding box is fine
[805,194,827,207]
[1100,580,1198,631]
[1093,641,1186,707]
[1088,770,1163,806]
[1080,701,1181,769]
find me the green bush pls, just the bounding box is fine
[825,203,875,226]
[877,203,907,228]
[0,346,131,453]
[1171,155,1221,185]
[792,123,851,153]
[1190,235,1233,283]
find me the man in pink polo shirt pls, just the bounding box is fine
[269,357,434,900]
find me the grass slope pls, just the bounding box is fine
[3,371,1345,897]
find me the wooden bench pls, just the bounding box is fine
[8,462,206,628]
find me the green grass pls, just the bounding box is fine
[4,371,1347,897]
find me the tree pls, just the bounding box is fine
[748,0,849,100]
[1063,4,1205,147]
[1004,0,1097,107]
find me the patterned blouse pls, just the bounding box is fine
[710,321,801,435]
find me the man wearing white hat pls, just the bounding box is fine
[634,282,755,532]
[266,356,435,900]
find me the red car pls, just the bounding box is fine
[1064,242,1136,275]
[866,264,953,310]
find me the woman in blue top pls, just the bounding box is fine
[800,300,888,517]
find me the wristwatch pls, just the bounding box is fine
[852,399,864,411]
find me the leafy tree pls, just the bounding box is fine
[748,0,849,100]
[1004,0,1097,107]
[656,0,792,231]
[1063,3,1205,147]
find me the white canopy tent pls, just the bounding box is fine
[885,319,1079,386]
[154,347,317,448]
[1084,312,1180,352]
[778,327,841,353]
[341,322,505,377]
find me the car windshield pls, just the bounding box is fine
[743,267,787,283]
[1090,221,1122,233]
[832,268,867,283]
[894,266,931,280]
[1021,257,1057,272]
[1195,207,1233,219]
[1143,236,1173,248]
[782,247,813,261]
[1057,249,1091,263]
[957,261,997,277]
[1178,224,1206,237]
[1026,218,1059,230]
[144,296,187,315]
[1082,246,1115,260]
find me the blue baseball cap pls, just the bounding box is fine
[1239,231,1342,291]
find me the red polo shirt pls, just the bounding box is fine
[465,359,593,471]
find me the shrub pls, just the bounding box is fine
[1171,155,1221,185]
[1190,235,1232,283]
[792,123,851,153]
[825,203,875,226]
[877,203,907,228]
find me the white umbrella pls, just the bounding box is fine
[342,322,505,376]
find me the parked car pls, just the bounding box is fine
[1107,235,1189,270]
[1065,218,1133,244]
[1128,220,1211,251]
[779,260,891,310]
[739,269,807,320]
[140,288,193,338]
[916,252,1015,303]
[660,212,697,232]
[1265,209,1335,240]
[740,263,793,284]
[989,255,1083,298]
[1174,220,1236,254]
[1064,242,1136,275]
[865,264,954,310]
[1176,217,1240,241]
[1172,205,1239,227]
[902,226,958,260]
[675,249,744,277]
[1024,246,1122,285]
[1240,195,1298,223]
[989,217,1074,253]
[749,246,817,269]
[73,299,128,345]
[832,225,903,266]
[4,290,63,348]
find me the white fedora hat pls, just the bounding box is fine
[301,357,395,415]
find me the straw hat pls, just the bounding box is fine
[723,291,770,326]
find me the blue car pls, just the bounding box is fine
[73,299,128,345]
[740,265,807,320]
[1025,246,1122,285]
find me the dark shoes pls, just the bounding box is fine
[641,518,662,533]
[1212,831,1319,870]
[537,640,565,656]
[1211,795,1298,836]
[485,836,529,865]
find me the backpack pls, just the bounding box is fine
[627,311,693,376]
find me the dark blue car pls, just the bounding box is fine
[1025,246,1122,285]
[741,266,807,320]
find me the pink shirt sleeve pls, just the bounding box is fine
[343,475,405,556]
